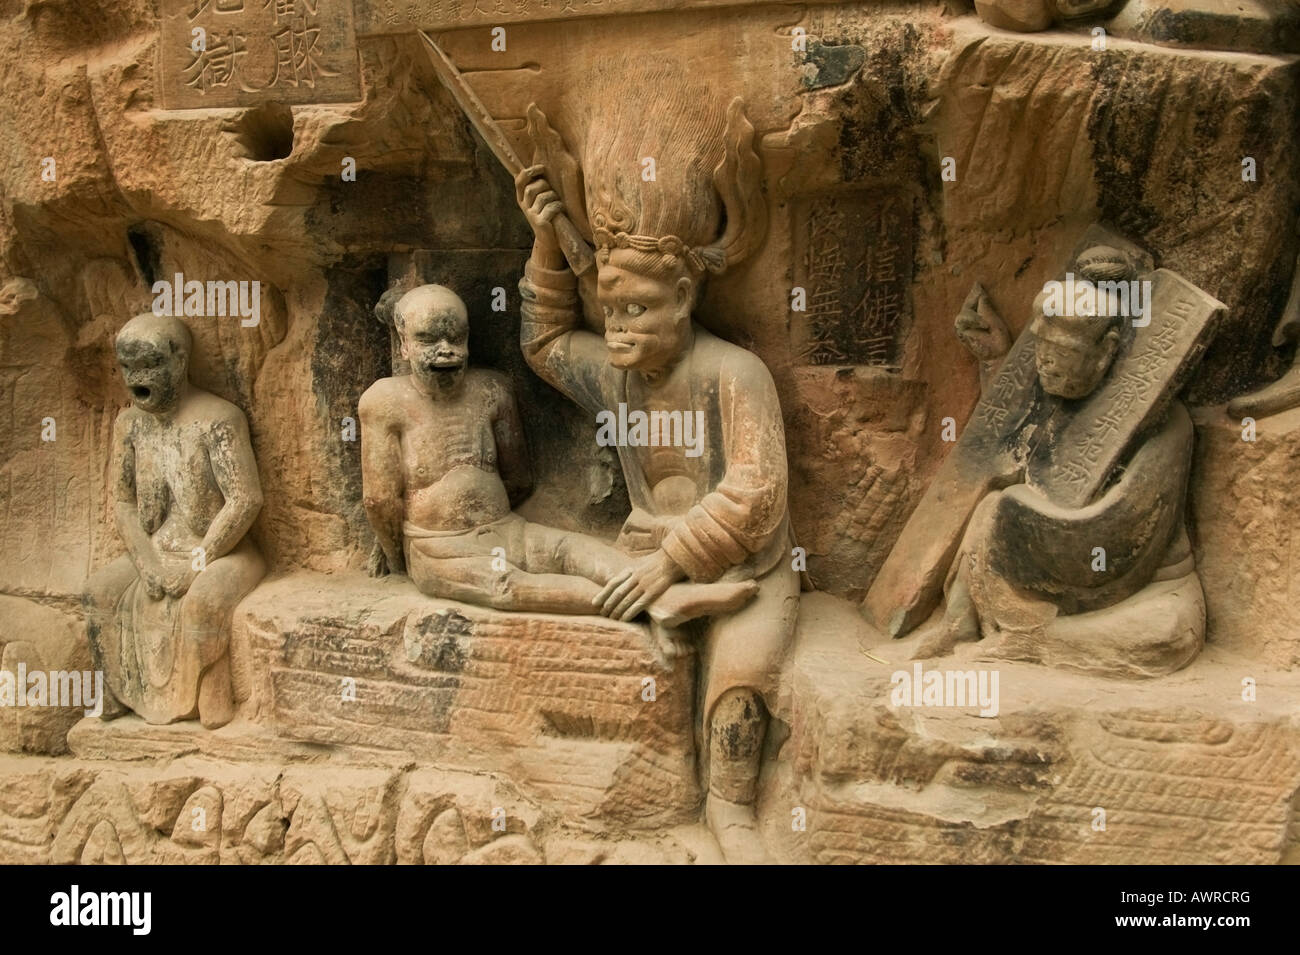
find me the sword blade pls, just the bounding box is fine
[415,30,595,276]
[417,30,524,176]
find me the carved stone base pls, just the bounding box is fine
[2,591,1297,863]
[758,594,1300,864]
[1192,405,1300,670]
[231,571,701,827]
[0,733,715,865]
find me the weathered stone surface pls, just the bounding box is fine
[0,737,712,864]
[2,0,1300,866]
[1192,404,1300,670]
[0,597,90,755]
[235,571,700,826]
[766,594,1300,864]
[1108,0,1300,54]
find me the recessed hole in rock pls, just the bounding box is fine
[126,224,161,287]
[226,103,295,162]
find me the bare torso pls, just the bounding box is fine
[122,400,231,555]
[389,373,512,532]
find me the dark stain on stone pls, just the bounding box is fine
[309,262,391,533]
[833,25,925,186]
[1141,9,1300,53]
[412,611,472,673]
[306,172,434,250]
[1086,54,1160,239]
[126,224,162,288]
[800,40,866,92]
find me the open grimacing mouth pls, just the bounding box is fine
[131,385,152,401]
[423,356,464,376]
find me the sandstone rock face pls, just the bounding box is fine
[1192,405,1300,670]
[234,572,700,826]
[771,598,1300,864]
[1,0,1298,865]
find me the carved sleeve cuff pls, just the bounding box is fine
[522,261,577,299]
[661,504,754,583]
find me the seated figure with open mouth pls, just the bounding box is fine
[83,312,266,728]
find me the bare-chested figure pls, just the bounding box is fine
[83,313,265,728]
[360,285,755,624]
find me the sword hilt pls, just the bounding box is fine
[553,214,595,276]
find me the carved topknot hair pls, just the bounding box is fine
[1076,245,1136,284]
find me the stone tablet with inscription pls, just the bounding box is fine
[863,241,1224,638]
[160,0,361,110]
[1026,268,1225,508]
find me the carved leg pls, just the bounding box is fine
[411,548,609,615]
[182,545,265,729]
[491,568,609,614]
[197,656,235,729]
[531,525,630,584]
[525,523,761,623]
[912,558,980,660]
[81,555,136,720]
[705,687,773,865]
[946,568,980,640]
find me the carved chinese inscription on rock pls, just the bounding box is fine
[792,193,912,368]
[160,0,361,110]
[351,0,850,35]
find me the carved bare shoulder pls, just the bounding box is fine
[185,388,243,425]
[469,368,516,411]
[192,393,253,451]
[359,376,405,424]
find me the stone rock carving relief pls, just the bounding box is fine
[0,0,1297,877]
[84,313,266,728]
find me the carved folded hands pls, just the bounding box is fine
[955,282,1011,362]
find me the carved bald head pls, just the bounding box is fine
[395,285,469,397]
[115,312,193,415]
[1030,246,1133,400]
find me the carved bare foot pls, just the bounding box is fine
[911,585,979,660]
[647,580,759,628]
[1226,365,1300,420]
[367,541,390,578]
[908,616,953,660]
[97,686,128,722]
[705,793,773,865]
[647,619,690,662]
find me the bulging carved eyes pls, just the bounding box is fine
[603,305,614,318]
[626,304,646,316]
